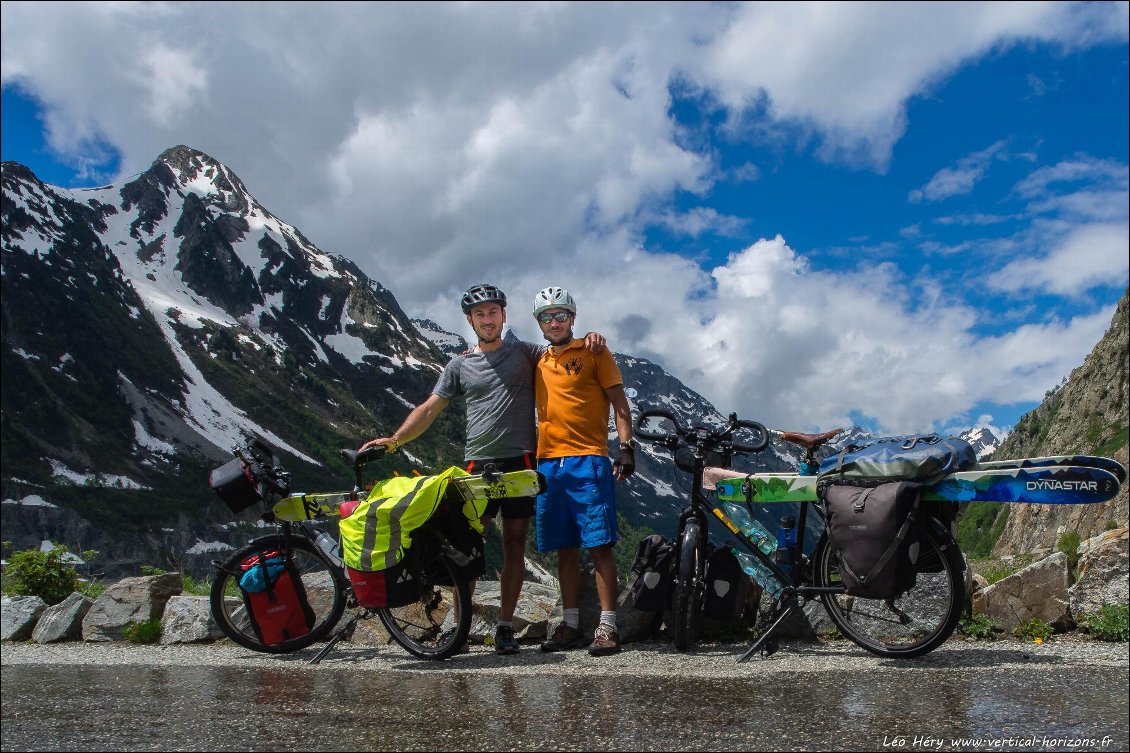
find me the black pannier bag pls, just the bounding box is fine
[822,481,924,599]
[627,534,675,613]
[419,492,486,585]
[701,545,751,620]
[209,457,261,513]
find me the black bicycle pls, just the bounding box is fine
[207,440,522,661]
[635,409,966,660]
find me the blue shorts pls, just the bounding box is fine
[535,455,618,553]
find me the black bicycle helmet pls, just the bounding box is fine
[460,283,507,314]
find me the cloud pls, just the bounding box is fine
[987,222,1130,297]
[908,141,1007,203]
[1,1,1126,434]
[697,3,1126,168]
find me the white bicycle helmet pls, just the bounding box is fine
[461,283,507,314]
[532,286,577,318]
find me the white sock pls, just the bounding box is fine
[600,610,617,630]
[564,608,580,628]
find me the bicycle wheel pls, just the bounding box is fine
[815,520,965,658]
[210,535,347,654]
[375,547,472,660]
[671,521,703,651]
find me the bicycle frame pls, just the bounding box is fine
[644,410,967,661]
[679,449,845,661]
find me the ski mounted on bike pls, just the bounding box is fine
[707,462,1124,505]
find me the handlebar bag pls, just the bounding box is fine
[817,434,976,486]
[626,534,675,613]
[822,482,923,599]
[209,457,261,514]
[238,550,315,645]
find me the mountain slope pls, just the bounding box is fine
[989,287,1129,555]
[2,148,467,572]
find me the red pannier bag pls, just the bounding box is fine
[238,550,315,645]
[345,553,420,609]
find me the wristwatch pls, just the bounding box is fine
[619,438,636,451]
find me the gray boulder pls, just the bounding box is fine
[160,595,226,644]
[1,595,47,641]
[1069,527,1129,620]
[469,580,557,642]
[82,572,183,641]
[31,592,92,643]
[973,551,1071,630]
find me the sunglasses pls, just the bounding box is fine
[537,312,572,324]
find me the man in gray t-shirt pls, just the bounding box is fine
[360,283,603,656]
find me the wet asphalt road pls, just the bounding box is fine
[2,639,1127,751]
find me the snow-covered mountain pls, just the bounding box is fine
[960,426,1002,459]
[2,147,469,570]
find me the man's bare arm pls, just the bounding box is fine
[359,394,450,452]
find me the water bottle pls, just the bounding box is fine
[312,529,340,561]
[720,501,776,554]
[732,547,783,600]
[720,501,781,599]
[775,515,797,574]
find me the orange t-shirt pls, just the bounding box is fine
[535,340,624,458]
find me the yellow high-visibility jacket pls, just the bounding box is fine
[338,466,486,572]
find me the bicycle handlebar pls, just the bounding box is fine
[634,409,770,454]
[339,446,387,469]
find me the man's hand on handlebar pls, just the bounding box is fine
[360,437,398,454]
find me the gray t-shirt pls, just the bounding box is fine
[432,340,543,461]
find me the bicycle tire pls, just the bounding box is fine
[814,520,965,658]
[672,521,703,651]
[210,534,348,654]
[375,547,472,660]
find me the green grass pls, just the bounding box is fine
[958,613,999,640]
[1081,604,1129,642]
[972,555,1035,585]
[181,573,212,596]
[121,619,163,644]
[1012,617,1054,643]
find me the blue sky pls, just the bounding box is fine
[2,2,1128,437]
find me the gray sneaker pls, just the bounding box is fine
[541,622,585,652]
[588,623,621,656]
[494,625,520,655]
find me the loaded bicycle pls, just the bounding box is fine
[206,437,542,661]
[634,409,967,660]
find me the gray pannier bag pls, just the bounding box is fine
[822,481,924,599]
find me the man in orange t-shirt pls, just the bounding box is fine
[531,286,634,657]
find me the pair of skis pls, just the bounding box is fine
[708,455,1125,505]
[270,469,545,522]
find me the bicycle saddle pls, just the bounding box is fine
[778,429,843,451]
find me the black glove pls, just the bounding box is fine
[614,446,635,479]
